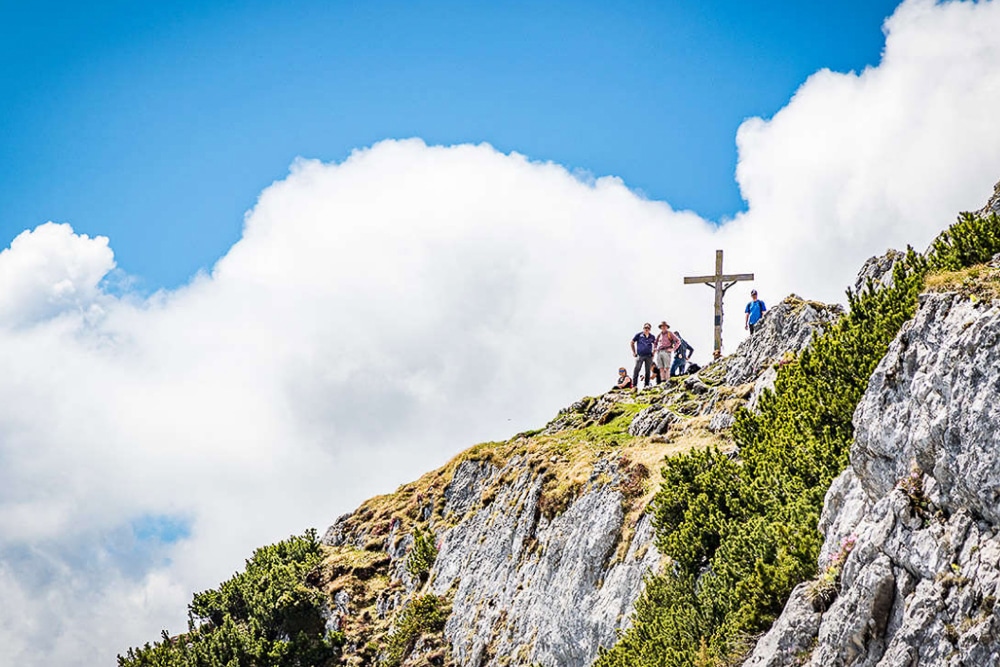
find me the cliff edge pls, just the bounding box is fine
[318,294,842,667]
[745,256,1000,667]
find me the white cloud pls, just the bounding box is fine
[3,1,1000,664]
[731,0,1000,300]
[0,223,114,327]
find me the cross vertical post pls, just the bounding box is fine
[683,250,754,359]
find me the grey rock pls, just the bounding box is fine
[854,250,905,294]
[809,555,896,666]
[746,287,1000,667]
[746,365,777,413]
[684,376,711,394]
[852,293,1000,522]
[544,394,625,434]
[334,589,351,615]
[719,294,844,387]
[976,179,1000,218]
[629,405,676,436]
[708,410,735,432]
[443,460,499,518]
[742,583,822,667]
[817,469,870,567]
[375,590,401,619]
[429,458,661,667]
[321,512,353,547]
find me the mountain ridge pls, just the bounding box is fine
[119,183,1000,667]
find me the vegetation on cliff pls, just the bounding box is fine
[118,530,342,667]
[120,209,999,667]
[595,210,1000,667]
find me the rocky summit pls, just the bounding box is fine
[119,183,1000,667]
[314,292,842,667]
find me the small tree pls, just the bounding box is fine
[405,526,439,584]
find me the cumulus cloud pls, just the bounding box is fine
[730,0,1000,300]
[2,1,1000,664]
[0,222,114,327]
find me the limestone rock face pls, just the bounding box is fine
[744,291,1000,667]
[853,293,1000,521]
[431,460,660,667]
[854,250,905,294]
[319,291,844,667]
[718,294,844,387]
[977,179,1000,218]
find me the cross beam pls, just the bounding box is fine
[683,250,754,358]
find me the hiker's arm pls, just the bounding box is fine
[630,340,637,357]
[745,311,750,328]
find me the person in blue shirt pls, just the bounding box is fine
[630,323,656,389]
[744,289,767,334]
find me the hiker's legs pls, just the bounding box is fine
[632,357,644,388]
[655,350,671,382]
[749,322,756,335]
[641,355,652,388]
[671,356,685,377]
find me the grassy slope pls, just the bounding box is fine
[317,380,736,665]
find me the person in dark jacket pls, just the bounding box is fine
[630,323,655,389]
[670,331,695,377]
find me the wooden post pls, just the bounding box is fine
[684,250,754,358]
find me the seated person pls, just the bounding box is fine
[615,367,633,390]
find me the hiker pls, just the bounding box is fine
[670,331,694,377]
[655,321,679,382]
[745,289,767,334]
[614,367,633,391]
[630,323,656,389]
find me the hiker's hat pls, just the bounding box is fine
[751,289,758,295]
[659,321,669,328]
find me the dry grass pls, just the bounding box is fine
[318,382,738,664]
[925,264,1000,300]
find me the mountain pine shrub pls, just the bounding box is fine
[118,529,342,667]
[382,594,451,667]
[405,526,439,583]
[597,210,1000,667]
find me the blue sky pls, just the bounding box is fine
[1,0,901,290]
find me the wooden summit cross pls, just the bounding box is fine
[684,249,754,358]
